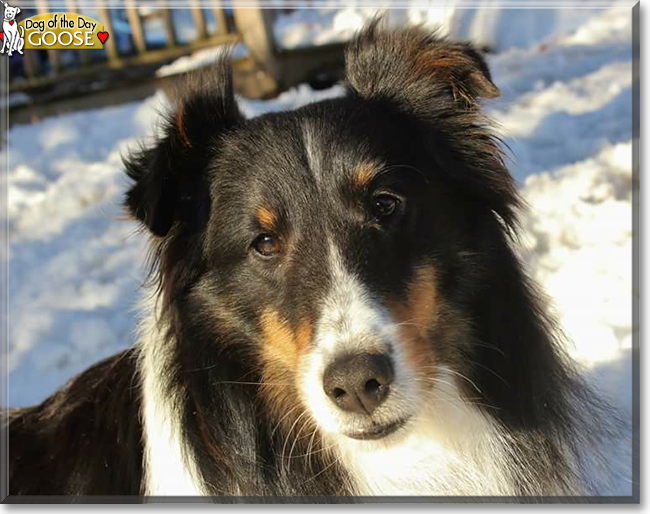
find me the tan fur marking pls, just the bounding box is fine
[259,309,296,425]
[388,265,439,376]
[260,309,313,366]
[408,266,439,334]
[353,162,380,189]
[416,52,474,104]
[260,309,297,367]
[259,310,313,434]
[295,320,313,353]
[176,103,193,148]
[256,206,277,230]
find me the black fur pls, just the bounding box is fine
[7,350,143,496]
[6,22,612,499]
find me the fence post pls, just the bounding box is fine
[212,4,229,35]
[96,7,120,63]
[189,1,208,40]
[232,3,280,84]
[124,0,147,54]
[65,0,91,65]
[159,0,178,47]
[21,51,40,80]
[36,0,62,74]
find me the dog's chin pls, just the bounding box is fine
[330,416,413,445]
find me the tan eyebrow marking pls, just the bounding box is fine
[353,161,381,190]
[256,206,277,230]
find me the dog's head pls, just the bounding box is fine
[125,24,522,449]
[3,3,20,21]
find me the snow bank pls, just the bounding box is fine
[156,43,249,78]
[486,8,634,435]
[520,143,633,368]
[273,3,632,52]
[274,6,384,49]
[7,94,165,406]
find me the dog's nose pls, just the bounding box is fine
[323,353,394,415]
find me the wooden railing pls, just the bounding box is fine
[12,1,240,89]
[10,5,346,105]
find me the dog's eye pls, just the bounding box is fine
[253,234,281,257]
[372,194,401,219]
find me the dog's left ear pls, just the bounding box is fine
[346,21,522,232]
[345,20,499,113]
[16,7,20,14]
[123,55,242,237]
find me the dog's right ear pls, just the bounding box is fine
[345,20,499,115]
[123,55,241,237]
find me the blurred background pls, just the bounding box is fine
[5,1,635,492]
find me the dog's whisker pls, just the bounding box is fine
[305,427,319,472]
[301,453,342,487]
[286,416,312,473]
[280,411,309,470]
[464,359,511,387]
[270,405,302,441]
[213,380,293,386]
[290,441,336,460]
[435,367,484,396]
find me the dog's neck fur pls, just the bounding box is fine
[138,301,206,496]
[136,298,526,498]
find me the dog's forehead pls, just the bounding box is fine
[220,99,404,192]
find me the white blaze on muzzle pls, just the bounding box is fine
[299,244,417,433]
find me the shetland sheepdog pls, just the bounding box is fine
[7,22,615,500]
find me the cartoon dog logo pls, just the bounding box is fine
[1,1,24,57]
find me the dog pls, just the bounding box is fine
[0,1,23,57]
[6,22,617,500]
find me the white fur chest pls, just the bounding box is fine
[334,398,517,496]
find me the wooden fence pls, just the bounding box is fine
[12,2,240,90]
[9,4,348,110]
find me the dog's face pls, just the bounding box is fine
[201,103,466,441]
[126,25,518,449]
[3,4,20,22]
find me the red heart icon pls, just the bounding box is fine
[8,20,13,25]
[97,32,108,44]
[0,33,3,41]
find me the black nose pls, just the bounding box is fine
[323,353,394,415]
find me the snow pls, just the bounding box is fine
[6,6,634,495]
[521,143,633,365]
[274,7,380,49]
[273,3,633,52]
[7,95,162,404]
[3,92,31,109]
[155,43,248,78]
[485,10,634,443]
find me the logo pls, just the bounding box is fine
[0,7,108,58]
[1,1,25,57]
